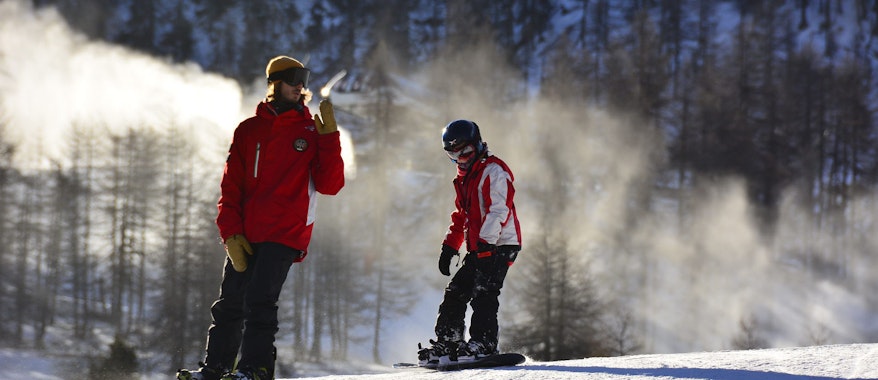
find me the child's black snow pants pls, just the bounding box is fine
[435,246,519,351]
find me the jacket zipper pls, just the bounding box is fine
[254,143,261,178]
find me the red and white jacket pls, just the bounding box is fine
[216,101,344,260]
[443,151,521,252]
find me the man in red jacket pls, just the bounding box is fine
[178,56,345,380]
[418,120,521,368]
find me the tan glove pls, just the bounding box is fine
[313,99,338,135]
[224,234,253,272]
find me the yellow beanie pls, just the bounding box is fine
[265,56,304,79]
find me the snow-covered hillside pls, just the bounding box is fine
[310,344,877,380]
[4,344,876,379]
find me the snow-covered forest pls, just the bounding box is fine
[1,0,877,378]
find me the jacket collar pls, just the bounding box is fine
[255,101,311,122]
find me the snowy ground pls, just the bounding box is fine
[2,343,876,379]
[305,344,878,380]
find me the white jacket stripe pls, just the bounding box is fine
[478,162,517,245]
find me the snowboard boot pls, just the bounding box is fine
[221,367,270,380]
[418,339,460,368]
[176,363,223,380]
[455,340,498,363]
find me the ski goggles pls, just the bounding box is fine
[445,144,476,164]
[267,67,311,88]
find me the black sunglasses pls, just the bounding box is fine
[267,67,310,87]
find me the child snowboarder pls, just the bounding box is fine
[418,119,522,368]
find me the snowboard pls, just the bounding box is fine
[392,353,526,372]
[439,353,526,371]
[392,362,435,370]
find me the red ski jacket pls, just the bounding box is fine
[443,152,521,252]
[216,101,344,260]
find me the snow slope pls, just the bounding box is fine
[304,344,877,380]
[2,343,876,379]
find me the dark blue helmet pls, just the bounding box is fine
[442,120,485,168]
[442,119,482,151]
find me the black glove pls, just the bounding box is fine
[439,244,459,276]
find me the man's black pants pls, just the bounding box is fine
[203,242,300,376]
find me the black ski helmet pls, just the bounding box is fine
[442,119,485,168]
[442,119,482,152]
